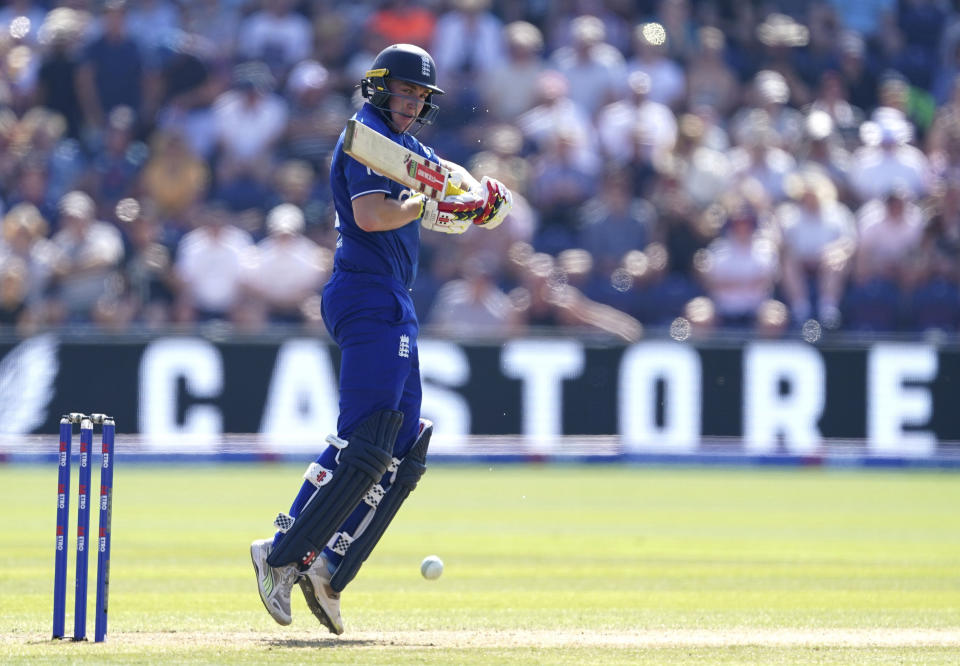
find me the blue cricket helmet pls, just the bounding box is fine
[360,43,444,132]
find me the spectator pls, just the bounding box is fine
[172,200,254,323]
[685,26,740,117]
[22,108,86,207]
[310,13,353,92]
[927,74,960,159]
[806,70,865,149]
[668,113,733,209]
[479,21,545,121]
[427,253,520,337]
[431,0,505,76]
[242,203,330,326]
[282,59,351,169]
[90,106,147,215]
[119,199,177,327]
[585,249,652,323]
[793,4,843,93]
[731,70,804,153]
[409,241,459,324]
[48,190,125,324]
[577,168,655,276]
[626,21,685,110]
[528,126,599,253]
[5,159,60,230]
[33,8,88,140]
[648,158,713,276]
[688,105,731,152]
[518,70,599,174]
[548,14,626,117]
[753,12,813,109]
[846,186,925,330]
[870,75,924,146]
[775,170,856,325]
[849,114,931,203]
[151,30,225,160]
[0,256,30,329]
[269,159,332,245]
[75,0,144,140]
[901,183,960,331]
[697,202,779,328]
[597,70,677,167]
[342,29,391,92]
[140,130,210,224]
[729,120,796,203]
[628,242,703,326]
[211,62,288,209]
[794,111,853,203]
[835,31,879,112]
[0,202,58,318]
[855,186,926,280]
[366,0,436,49]
[237,0,313,79]
[928,118,960,186]
[474,125,531,194]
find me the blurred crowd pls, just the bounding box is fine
[1,0,960,341]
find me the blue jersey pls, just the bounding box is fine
[329,103,439,290]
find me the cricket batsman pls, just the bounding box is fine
[250,43,512,634]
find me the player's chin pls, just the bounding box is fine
[393,114,416,133]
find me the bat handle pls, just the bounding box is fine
[445,181,466,196]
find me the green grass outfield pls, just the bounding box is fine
[1,464,959,664]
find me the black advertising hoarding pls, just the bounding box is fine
[0,334,958,458]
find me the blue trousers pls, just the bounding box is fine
[322,271,422,454]
[275,271,422,560]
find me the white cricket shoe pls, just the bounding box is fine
[250,538,298,626]
[298,553,344,635]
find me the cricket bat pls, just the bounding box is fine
[343,119,465,200]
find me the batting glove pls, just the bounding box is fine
[472,177,513,230]
[411,191,485,235]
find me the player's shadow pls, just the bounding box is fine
[266,637,378,649]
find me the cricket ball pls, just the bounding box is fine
[420,555,444,580]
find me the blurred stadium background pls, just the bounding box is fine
[0,0,958,463]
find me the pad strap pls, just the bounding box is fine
[274,513,294,533]
[364,483,386,508]
[328,531,354,556]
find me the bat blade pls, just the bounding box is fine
[343,119,463,200]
